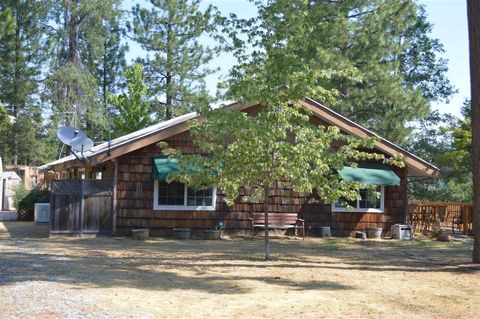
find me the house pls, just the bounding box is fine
[39,99,439,237]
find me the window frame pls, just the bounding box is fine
[331,186,385,213]
[153,180,217,211]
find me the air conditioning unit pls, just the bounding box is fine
[34,203,50,223]
[391,224,413,240]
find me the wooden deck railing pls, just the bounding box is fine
[408,201,473,235]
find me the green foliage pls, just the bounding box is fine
[129,0,221,119]
[109,63,153,137]
[0,0,50,165]
[45,0,123,140]
[14,183,29,211]
[407,100,472,202]
[163,104,403,207]
[0,7,14,38]
[16,187,51,221]
[224,1,453,145]
[86,14,127,112]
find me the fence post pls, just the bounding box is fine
[463,205,469,235]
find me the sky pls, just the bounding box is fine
[125,0,470,117]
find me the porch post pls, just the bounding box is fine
[112,159,118,235]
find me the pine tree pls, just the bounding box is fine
[130,0,221,120]
[467,0,480,263]
[226,0,453,145]
[326,1,454,144]
[86,15,127,111]
[45,0,122,141]
[0,0,50,165]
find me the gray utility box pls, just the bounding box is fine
[391,224,413,240]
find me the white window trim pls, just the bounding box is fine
[153,180,217,211]
[331,186,385,213]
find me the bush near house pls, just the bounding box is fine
[16,186,51,221]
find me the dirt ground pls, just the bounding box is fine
[0,222,479,319]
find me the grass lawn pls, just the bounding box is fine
[0,222,479,318]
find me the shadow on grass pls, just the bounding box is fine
[0,221,478,294]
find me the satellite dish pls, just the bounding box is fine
[56,127,86,145]
[70,135,94,153]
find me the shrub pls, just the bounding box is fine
[16,186,51,221]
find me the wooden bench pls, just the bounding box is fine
[248,213,305,239]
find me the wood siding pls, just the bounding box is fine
[115,132,408,237]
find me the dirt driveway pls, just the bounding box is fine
[0,222,479,319]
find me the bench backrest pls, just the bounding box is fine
[252,212,299,224]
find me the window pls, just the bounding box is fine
[94,171,103,180]
[332,186,384,213]
[153,180,216,211]
[78,168,86,179]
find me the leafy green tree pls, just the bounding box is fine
[129,0,221,120]
[164,103,403,260]
[109,63,153,137]
[0,0,50,165]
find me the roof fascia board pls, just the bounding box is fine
[299,98,439,177]
[88,118,193,166]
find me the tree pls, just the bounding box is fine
[109,63,153,137]
[407,111,459,202]
[129,0,221,120]
[0,0,50,165]
[86,14,127,111]
[223,1,453,145]
[163,0,404,260]
[467,0,480,263]
[45,0,122,140]
[326,1,454,144]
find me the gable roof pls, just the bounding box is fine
[40,99,439,177]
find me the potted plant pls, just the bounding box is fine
[204,222,224,240]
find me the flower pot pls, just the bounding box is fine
[204,229,222,240]
[366,227,382,239]
[355,231,367,239]
[173,228,191,239]
[314,226,332,237]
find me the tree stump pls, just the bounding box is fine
[131,228,150,240]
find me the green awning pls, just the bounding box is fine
[152,157,200,181]
[338,163,400,186]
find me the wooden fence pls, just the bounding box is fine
[408,201,473,235]
[50,179,113,236]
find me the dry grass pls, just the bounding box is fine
[0,222,479,319]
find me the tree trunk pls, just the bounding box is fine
[12,12,19,166]
[166,71,172,120]
[468,0,480,263]
[263,185,271,260]
[165,19,173,120]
